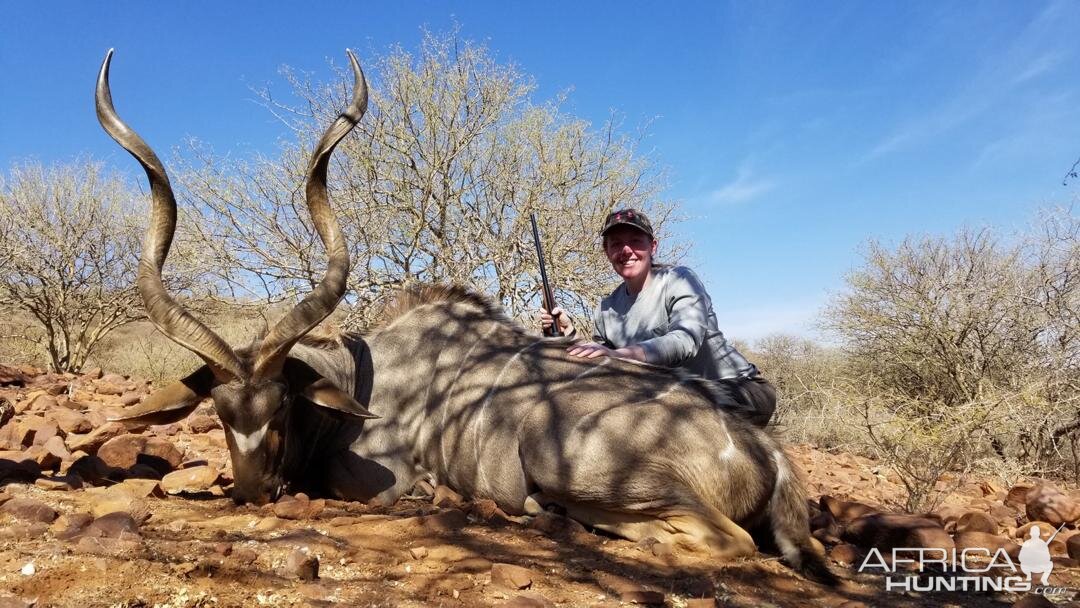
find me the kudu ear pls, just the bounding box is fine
[301,378,378,420]
[107,365,215,426]
[283,357,378,420]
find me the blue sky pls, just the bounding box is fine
[2,1,1078,342]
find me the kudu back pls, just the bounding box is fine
[100,54,834,584]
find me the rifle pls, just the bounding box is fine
[530,212,563,337]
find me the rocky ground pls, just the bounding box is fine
[2,363,1080,608]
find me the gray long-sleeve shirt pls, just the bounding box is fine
[592,266,757,381]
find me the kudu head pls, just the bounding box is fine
[96,49,376,504]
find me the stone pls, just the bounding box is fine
[67,422,128,454]
[89,495,151,524]
[0,453,40,482]
[829,543,860,566]
[1015,521,1057,539]
[50,512,94,540]
[595,572,665,605]
[231,546,259,565]
[491,563,535,590]
[35,474,82,491]
[160,465,220,494]
[433,484,464,508]
[117,392,142,406]
[820,495,878,523]
[843,513,954,552]
[0,398,12,429]
[273,494,312,520]
[74,535,145,559]
[422,508,469,532]
[684,600,716,608]
[26,444,62,470]
[1025,484,1080,527]
[501,593,555,608]
[81,368,103,381]
[42,435,71,461]
[1012,595,1055,608]
[409,546,429,559]
[48,408,92,434]
[953,531,1017,554]
[185,415,220,434]
[955,511,998,534]
[97,434,183,474]
[1,497,58,523]
[651,542,675,557]
[1068,534,1080,560]
[1005,484,1034,508]
[284,549,319,581]
[0,363,30,386]
[111,478,165,498]
[100,373,127,385]
[83,512,141,539]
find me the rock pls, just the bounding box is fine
[595,572,665,605]
[160,465,220,494]
[81,368,103,381]
[953,531,1016,554]
[284,549,319,581]
[117,392,142,406]
[273,494,312,520]
[0,398,12,429]
[829,543,860,566]
[89,495,151,524]
[100,373,127,385]
[83,512,141,539]
[0,364,30,386]
[230,546,259,565]
[843,513,954,552]
[528,511,588,538]
[820,495,878,523]
[1015,521,1057,539]
[67,455,121,485]
[491,563,535,590]
[26,444,62,470]
[0,453,40,482]
[1025,484,1080,527]
[651,542,675,557]
[93,382,124,397]
[50,512,94,540]
[1068,534,1080,560]
[501,593,555,608]
[684,600,717,608]
[956,511,998,534]
[48,408,92,434]
[1006,484,1034,508]
[185,415,220,434]
[409,546,429,559]
[111,478,165,499]
[0,594,34,608]
[74,535,145,559]
[97,434,183,474]
[1,497,58,523]
[35,474,82,491]
[1012,595,1055,608]
[41,434,71,459]
[422,508,469,532]
[67,422,128,454]
[433,484,464,508]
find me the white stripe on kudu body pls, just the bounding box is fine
[230,422,270,455]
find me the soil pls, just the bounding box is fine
[1,367,1078,607]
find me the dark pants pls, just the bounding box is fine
[728,375,776,428]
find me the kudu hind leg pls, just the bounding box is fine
[555,501,756,559]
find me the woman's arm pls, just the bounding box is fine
[634,268,711,366]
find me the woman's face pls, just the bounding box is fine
[603,226,657,283]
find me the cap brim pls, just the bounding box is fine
[600,221,654,237]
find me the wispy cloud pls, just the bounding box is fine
[859,0,1075,164]
[705,166,776,205]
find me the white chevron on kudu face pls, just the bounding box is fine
[230,422,270,455]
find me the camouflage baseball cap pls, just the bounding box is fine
[599,208,654,239]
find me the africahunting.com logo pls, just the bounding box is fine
[858,524,1076,597]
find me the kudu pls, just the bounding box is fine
[99,51,834,583]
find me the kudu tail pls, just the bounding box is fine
[768,449,839,586]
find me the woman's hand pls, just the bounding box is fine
[566,342,648,362]
[566,342,613,359]
[539,306,575,336]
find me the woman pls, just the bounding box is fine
[541,208,776,427]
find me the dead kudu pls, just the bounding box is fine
[98,51,835,584]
